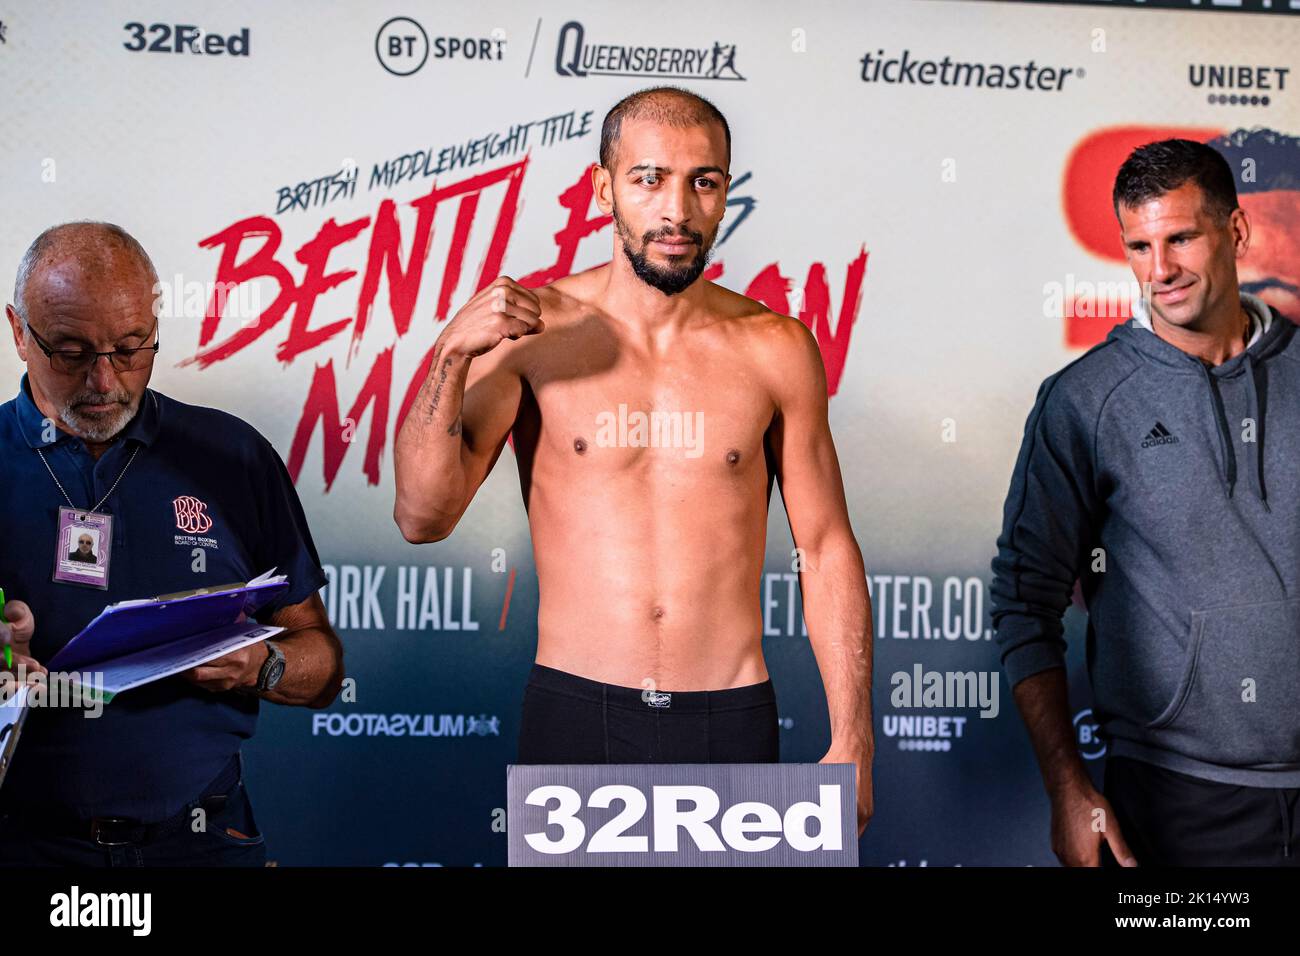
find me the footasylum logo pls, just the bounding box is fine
[555,20,745,80]
[860,48,1081,91]
[50,886,151,936]
[312,713,501,737]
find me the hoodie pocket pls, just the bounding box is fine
[1147,598,1300,767]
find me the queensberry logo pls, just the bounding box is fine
[859,48,1080,91]
[554,20,745,80]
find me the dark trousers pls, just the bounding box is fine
[0,757,266,867]
[1102,755,1300,866]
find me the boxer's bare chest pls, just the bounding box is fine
[513,293,776,484]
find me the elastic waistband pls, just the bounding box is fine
[527,663,775,713]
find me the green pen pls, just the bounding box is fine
[1,588,10,668]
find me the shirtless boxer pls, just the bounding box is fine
[394,86,872,832]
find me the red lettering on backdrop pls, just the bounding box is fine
[288,347,393,489]
[192,218,296,366]
[280,216,369,363]
[348,159,529,361]
[351,198,430,352]
[1061,126,1221,348]
[188,158,532,369]
[518,164,611,287]
[394,165,618,447]
[745,247,868,397]
[193,161,868,488]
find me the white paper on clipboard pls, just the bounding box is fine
[0,684,30,790]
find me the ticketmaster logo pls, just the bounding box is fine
[595,404,705,458]
[859,49,1079,92]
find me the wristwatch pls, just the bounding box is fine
[256,640,286,692]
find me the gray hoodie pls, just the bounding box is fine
[991,295,1300,786]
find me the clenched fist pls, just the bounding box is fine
[440,276,545,359]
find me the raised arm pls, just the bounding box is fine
[765,316,874,836]
[393,277,543,543]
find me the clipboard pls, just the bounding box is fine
[0,685,29,790]
[49,571,290,674]
[0,570,292,789]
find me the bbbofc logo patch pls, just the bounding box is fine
[173,495,214,533]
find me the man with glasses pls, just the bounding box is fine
[0,221,345,866]
[68,533,97,564]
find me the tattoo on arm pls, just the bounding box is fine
[422,352,456,423]
[418,345,443,423]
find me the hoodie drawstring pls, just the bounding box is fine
[1201,362,1237,498]
[1244,353,1269,511]
[1199,354,1269,510]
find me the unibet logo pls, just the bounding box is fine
[524,784,843,854]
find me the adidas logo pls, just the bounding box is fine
[1140,422,1180,448]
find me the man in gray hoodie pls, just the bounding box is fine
[992,138,1300,866]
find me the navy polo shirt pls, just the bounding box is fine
[0,375,327,822]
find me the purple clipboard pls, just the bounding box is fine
[48,576,290,674]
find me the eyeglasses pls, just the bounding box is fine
[23,319,160,374]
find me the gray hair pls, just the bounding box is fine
[12,221,159,322]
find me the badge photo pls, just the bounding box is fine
[52,507,113,589]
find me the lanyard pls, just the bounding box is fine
[32,391,155,515]
[36,444,140,515]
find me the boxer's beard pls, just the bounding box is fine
[59,386,138,442]
[613,203,717,296]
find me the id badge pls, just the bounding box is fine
[52,507,113,590]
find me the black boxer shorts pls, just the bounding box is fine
[517,663,780,764]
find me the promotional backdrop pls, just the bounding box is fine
[1,0,1297,864]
